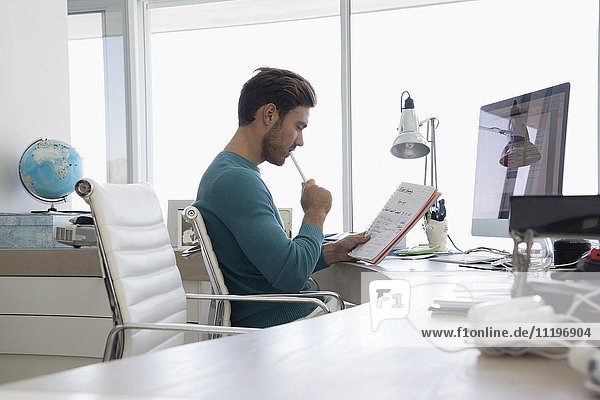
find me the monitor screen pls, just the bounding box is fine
[471,82,570,237]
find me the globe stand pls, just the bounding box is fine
[30,200,63,214]
[27,195,69,214]
[22,189,88,215]
[31,208,58,213]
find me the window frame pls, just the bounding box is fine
[68,0,147,183]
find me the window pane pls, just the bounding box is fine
[351,0,599,250]
[149,0,342,233]
[68,0,130,191]
[68,12,107,211]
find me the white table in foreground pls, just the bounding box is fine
[0,302,592,400]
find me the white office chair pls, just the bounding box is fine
[75,178,257,361]
[181,205,344,331]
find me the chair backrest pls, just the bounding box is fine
[182,206,232,327]
[75,178,188,358]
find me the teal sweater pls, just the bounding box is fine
[194,151,330,328]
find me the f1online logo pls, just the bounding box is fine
[369,280,411,331]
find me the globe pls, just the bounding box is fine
[19,138,84,210]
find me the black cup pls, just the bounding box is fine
[553,239,592,266]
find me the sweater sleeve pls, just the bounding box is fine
[211,169,324,292]
[314,252,330,272]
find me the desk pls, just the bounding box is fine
[313,257,487,304]
[0,248,208,281]
[0,248,209,383]
[0,258,594,399]
[0,302,591,399]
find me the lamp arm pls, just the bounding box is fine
[430,117,438,189]
[420,117,439,189]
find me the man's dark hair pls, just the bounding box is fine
[238,67,317,126]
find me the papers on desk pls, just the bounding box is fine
[426,276,514,317]
[389,245,442,260]
[389,253,437,260]
[428,298,480,315]
[431,252,504,264]
[394,244,440,255]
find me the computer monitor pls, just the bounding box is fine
[471,82,570,237]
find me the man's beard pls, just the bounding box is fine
[262,123,288,166]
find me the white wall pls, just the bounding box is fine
[0,0,71,213]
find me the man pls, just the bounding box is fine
[194,67,370,328]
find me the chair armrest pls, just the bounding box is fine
[104,321,257,361]
[182,245,202,259]
[264,290,345,310]
[308,277,320,290]
[296,290,345,310]
[185,293,331,314]
[252,291,345,311]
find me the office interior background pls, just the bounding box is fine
[1,0,599,252]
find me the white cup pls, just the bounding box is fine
[425,219,448,251]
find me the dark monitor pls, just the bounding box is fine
[471,82,570,237]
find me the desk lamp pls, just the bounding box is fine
[390,91,439,189]
[391,91,446,249]
[390,91,430,159]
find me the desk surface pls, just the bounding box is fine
[0,258,594,400]
[0,303,591,400]
[313,257,507,305]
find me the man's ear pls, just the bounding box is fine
[263,103,278,126]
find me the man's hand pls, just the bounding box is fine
[323,232,371,265]
[301,179,332,229]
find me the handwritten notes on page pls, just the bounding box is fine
[349,182,439,265]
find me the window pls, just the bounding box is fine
[70,0,599,251]
[351,0,599,250]
[67,1,130,211]
[148,0,342,233]
[68,12,107,210]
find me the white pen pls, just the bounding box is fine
[289,152,307,183]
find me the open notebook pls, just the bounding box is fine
[349,182,440,265]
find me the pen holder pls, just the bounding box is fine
[425,218,448,252]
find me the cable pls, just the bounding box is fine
[445,235,510,257]
[403,281,480,353]
[489,257,513,271]
[404,317,477,354]
[465,246,510,256]
[529,347,569,360]
[398,272,600,359]
[446,234,464,253]
[565,287,600,317]
[547,259,581,270]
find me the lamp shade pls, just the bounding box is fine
[391,132,430,158]
[390,101,430,159]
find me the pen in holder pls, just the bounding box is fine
[424,199,448,251]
